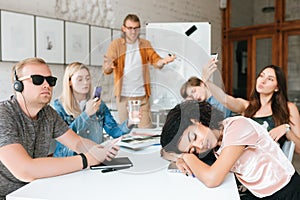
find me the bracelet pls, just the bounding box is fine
[285,124,291,134]
[78,153,88,169]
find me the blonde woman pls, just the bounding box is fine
[0,58,118,197]
[53,62,133,157]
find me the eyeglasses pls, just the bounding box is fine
[18,75,57,87]
[124,25,140,31]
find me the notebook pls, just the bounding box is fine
[118,128,161,150]
[90,157,133,170]
[118,135,160,150]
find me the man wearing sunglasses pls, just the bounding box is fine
[0,57,119,198]
[103,14,176,128]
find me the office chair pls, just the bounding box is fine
[281,140,295,162]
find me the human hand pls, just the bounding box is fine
[269,124,289,142]
[104,55,116,69]
[202,58,218,83]
[86,145,109,166]
[86,143,120,166]
[102,139,120,161]
[85,98,101,116]
[127,108,142,127]
[164,54,176,64]
[176,155,193,176]
[157,54,176,68]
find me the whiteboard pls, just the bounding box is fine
[146,22,211,110]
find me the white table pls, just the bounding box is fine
[7,146,240,200]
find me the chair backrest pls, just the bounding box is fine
[281,140,295,162]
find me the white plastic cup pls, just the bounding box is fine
[128,100,141,124]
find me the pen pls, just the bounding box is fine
[152,143,160,146]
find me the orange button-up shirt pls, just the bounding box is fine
[103,37,162,99]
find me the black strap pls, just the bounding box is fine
[79,153,88,169]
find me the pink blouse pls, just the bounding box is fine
[215,116,295,198]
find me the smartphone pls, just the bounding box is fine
[93,86,102,99]
[90,157,133,170]
[211,53,218,60]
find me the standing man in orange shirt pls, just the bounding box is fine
[103,14,175,128]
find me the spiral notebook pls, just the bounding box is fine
[90,157,133,170]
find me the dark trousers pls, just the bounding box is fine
[240,171,300,200]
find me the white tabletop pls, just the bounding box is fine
[7,146,240,200]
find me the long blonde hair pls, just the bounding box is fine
[60,62,92,117]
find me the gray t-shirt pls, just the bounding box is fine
[0,96,69,199]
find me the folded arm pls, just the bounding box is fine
[0,142,85,182]
[0,129,119,182]
[182,145,245,187]
[57,129,119,162]
[268,102,300,154]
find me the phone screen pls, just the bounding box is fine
[211,53,218,60]
[93,86,102,98]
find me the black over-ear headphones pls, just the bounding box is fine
[14,70,24,92]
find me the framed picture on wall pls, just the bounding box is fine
[65,22,89,65]
[36,17,64,64]
[1,11,35,61]
[90,26,111,66]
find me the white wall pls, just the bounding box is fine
[0,0,222,104]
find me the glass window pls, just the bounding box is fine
[285,0,300,21]
[287,35,300,110]
[255,37,272,75]
[231,0,275,27]
[233,40,248,98]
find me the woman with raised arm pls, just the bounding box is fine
[202,59,300,153]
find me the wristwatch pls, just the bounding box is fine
[285,124,291,134]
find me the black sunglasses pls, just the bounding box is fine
[19,75,57,87]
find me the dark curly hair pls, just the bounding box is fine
[160,100,224,154]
